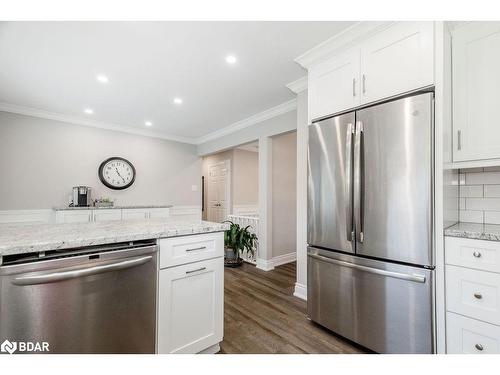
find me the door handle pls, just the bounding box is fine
[186,266,206,274]
[457,130,462,151]
[352,78,356,97]
[345,122,354,241]
[12,255,153,286]
[354,121,364,243]
[308,252,426,283]
[362,74,366,94]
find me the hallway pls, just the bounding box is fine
[220,262,368,354]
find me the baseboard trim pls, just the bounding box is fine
[293,282,307,301]
[256,252,296,271]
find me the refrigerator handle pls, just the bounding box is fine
[354,121,364,243]
[345,122,354,241]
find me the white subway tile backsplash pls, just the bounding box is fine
[460,185,483,197]
[485,211,500,225]
[459,210,483,223]
[484,185,500,198]
[466,172,500,185]
[466,197,500,211]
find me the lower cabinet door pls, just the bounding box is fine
[157,257,223,354]
[447,312,500,354]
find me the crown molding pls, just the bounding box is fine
[286,76,308,94]
[0,102,196,144]
[295,21,393,69]
[194,98,297,145]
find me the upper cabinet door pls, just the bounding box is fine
[308,48,360,121]
[453,22,500,162]
[360,22,434,104]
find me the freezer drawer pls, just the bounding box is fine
[307,247,434,353]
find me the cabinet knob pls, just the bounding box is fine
[474,293,483,300]
[473,251,482,258]
[475,343,484,351]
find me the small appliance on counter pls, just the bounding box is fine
[71,186,92,207]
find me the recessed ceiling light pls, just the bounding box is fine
[173,98,183,105]
[225,55,237,64]
[145,121,153,127]
[96,74,109,84]
[84,108,94,115]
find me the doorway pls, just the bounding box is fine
[207,160,231,223]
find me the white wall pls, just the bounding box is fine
[0,111,201,209]
[271,131,297,258]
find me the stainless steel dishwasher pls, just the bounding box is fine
[0,240,157,354]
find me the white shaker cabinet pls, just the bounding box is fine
[157,257,223,354]
[308,48,360,120]
[307,21,434,122]
[55,210,92,223]
[149,207,170,219]
[452,22,500,163]
[360,21,434,105]
[122,208,149,220]
[92,209,122,222]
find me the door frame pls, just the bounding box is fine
[207,159,231,222]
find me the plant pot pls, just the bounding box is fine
[224,247,242,268]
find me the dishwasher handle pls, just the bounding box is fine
[12,255,153,286]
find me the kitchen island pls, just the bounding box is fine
[0,218,229,354]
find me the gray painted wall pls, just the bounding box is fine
[271,131,297,257]
[0,111,201,209]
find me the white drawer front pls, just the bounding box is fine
[446,265,500,325]
[159,232,224,268]
[447,312,500,354]
[446,237,500,273]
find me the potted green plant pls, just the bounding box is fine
[222,221,258,267]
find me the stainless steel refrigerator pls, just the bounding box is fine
[307,91,435,354]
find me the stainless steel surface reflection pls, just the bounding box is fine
[0,244,157,353]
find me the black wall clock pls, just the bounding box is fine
[98,157,136,190]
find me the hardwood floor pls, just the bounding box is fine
[219,261,368,354]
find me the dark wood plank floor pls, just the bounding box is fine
[220,261,368,354]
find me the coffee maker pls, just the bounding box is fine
[72,186,92,207]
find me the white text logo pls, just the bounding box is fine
[1,339,49,354]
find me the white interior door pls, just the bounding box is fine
[208,160,230,223]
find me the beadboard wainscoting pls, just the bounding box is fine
[459,167,500,224]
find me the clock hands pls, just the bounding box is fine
[115,168,126,183]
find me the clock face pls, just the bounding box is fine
[98,157,136,190]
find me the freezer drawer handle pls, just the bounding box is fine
[308,253,426,283]
[12,255,153,286]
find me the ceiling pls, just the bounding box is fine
[0,21,354,143]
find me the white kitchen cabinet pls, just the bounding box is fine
[360,22,434,104]
[55,210,92,223]
[92,209,122,222]
[307,22,434,121]
[122,208,149,220]
[149,207,170,219]
[447,312,500,354]
[157,257,223,354]
[452,22,500,163]
[308,48,360,120]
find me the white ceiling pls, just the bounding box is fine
[0,21,354,143]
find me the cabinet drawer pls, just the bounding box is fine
[157,257,223,353]
[446,265,500,325]
[447,312,500,354]
[446,236,500,273]
[159,232,224,268]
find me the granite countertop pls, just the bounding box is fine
[0,219,229,257]
[444,222,500,241]
[53,205,173,211]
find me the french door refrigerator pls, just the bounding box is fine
[307,91,435,354]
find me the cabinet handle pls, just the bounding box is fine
[362,74,366,94]
[352,78,356,97]
[473,251,482,258]
[475,343,484,351]
[186,246,207,252]
[186,267,206,274]
[457,130,462,151]
[474,293,483,300]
